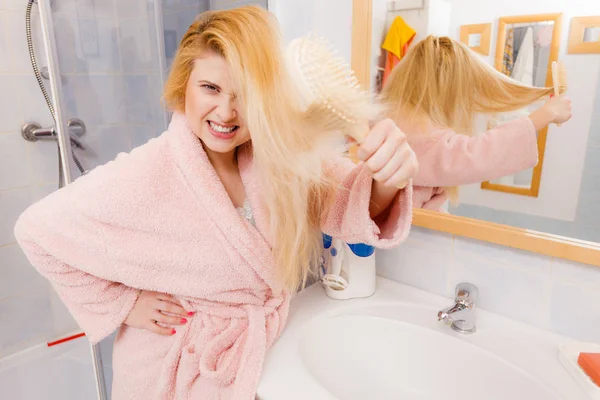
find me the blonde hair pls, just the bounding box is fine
[164,6,334,291]
[380,35,554,134]
[380,35,554,200]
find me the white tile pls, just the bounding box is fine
[48,287,79,335]
[52,14,80,74]
[0,338,97,398]
[61,74,79,119]
[0,133,33,190]
[53,0,115,18]
[115,0,153,19]
[130,124,155,149]
[80,17,121,73]
[454,236,553,274]
[17,74,55,128]
[70,75,126,125]
[123,75,153,124]
[1,0,26,11]
[0,188,31,245]
[118,17,160,73]
[0,12,11,72]
[449,253,551,329]
[0,75,24,133]
[59,17,122,74]
[31,183,56,203]
[0,244,48,300]
[549,282,600,342]
[376,228,452,297]
[50,0,80,15]
[78,125,131,169]
[5,10,47,73]
[26,137,59,186]
[0,285,54,355]
[148,74,168,131]
[553,259,600,289]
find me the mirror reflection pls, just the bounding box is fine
[373,2,600,243]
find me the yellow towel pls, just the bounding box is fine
[381,16,416,85]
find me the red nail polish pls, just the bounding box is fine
[180,318,187,324]
[171,328,176,335]
[187,312,194,316]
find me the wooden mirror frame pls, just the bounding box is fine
[459,23,492,55]
[350,0,600,267]
[568,16,600,54]
[480,13,562,197]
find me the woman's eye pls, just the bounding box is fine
[201,84,219,93]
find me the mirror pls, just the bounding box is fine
[468,33,482,47]
[583,27,600,42]
[371,1,600,249]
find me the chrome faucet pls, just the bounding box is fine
[437,282,478,334]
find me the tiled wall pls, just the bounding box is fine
[377,227,600,343]
[0,0,166,357]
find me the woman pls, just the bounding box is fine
[379,35,572,210]
[14,7,416,400]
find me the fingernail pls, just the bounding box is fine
[171,328,176,335]
[180,318,187,324]
[187,312,194,316]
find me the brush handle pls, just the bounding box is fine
[551,61,562,127]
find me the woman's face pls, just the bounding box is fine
[185,52,250,155]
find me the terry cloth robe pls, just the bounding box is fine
[14,112,412,400]
[408,117,539,210]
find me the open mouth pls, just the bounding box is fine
[207,121,239,138]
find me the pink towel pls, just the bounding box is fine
[407,117,538,209]
[14,112,412,399]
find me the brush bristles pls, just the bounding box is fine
[286,34,380,142]
[552,60,568,95]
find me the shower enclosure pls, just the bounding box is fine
[0,1,267,398]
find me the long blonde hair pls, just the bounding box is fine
[380,35,554,135]
[164,6,334,291]
[380,35,554,201]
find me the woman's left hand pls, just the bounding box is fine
[356,119,419,189]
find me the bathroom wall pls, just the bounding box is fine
[0,0,166,358]
[377,227,600,343]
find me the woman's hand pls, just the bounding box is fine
[124,290,192,335]
[356,119,418,218]
[357,119,418,189]
[529,95,572,130]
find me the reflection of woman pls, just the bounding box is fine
[380,35,572,210]
[14,7,417,399]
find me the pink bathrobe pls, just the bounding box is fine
[14,112,412,400]
[408,117,539,210]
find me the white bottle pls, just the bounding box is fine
[320,235,377,300]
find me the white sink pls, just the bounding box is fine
[258,278,587,400]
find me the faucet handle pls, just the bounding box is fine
[455,282,478,305]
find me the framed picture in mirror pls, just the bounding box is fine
[460,23,492,55]
[481,13,563,197]
[568,16,600,54]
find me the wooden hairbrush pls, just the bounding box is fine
[286,34,380,145]
[552,60,568,127]
[286,34,410,188]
